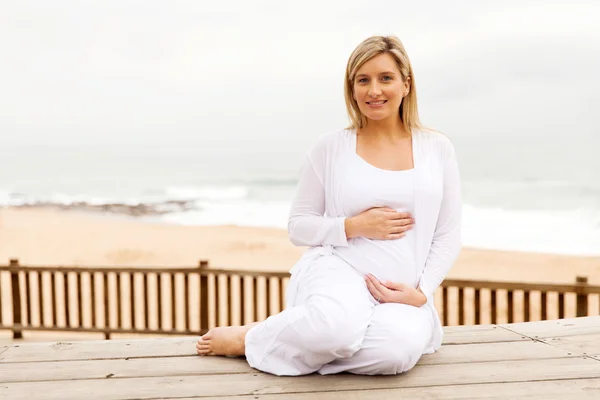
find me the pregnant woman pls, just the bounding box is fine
[197,35,462,376]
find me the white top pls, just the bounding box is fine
[286,128,462,354]
[334,135,417,286]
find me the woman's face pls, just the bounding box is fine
[353,52,409,124]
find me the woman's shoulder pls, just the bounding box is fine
[415,128,456,154]
[415,128,453,146]
[307,128,352,156]
[314,128,352,146]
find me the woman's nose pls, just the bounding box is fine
[368,83,382,97]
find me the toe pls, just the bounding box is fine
[196,342,211,353]
[197,346,212,355]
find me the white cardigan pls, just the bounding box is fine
[286,128,462,353]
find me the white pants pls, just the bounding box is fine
[244,255,434,376]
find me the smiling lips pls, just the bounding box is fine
[366,100,387,107]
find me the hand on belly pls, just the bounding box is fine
[364,273,427,307]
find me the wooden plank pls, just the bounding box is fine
[419,339,571,364]
[502,316,600,338]
[442,324,507,334]
[0,355,253,383]
[1,357,599,400]
[196,378,600,400]
[442,325,527,344]
[0,325,528,364]
[0,338,198,363]
[537,333,600,356]
[1,339,576,383]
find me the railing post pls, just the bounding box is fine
[9,259,23,339]
[576,276,588,317]
[199,260,209,334]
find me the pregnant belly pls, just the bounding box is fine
[336,237,418,287]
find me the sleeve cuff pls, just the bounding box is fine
[418,279,434,305]
[335,217,349,247]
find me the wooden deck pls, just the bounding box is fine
[1,316,599,400]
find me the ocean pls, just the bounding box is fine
[1,134,599,256]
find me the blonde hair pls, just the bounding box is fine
[344,36,425,133]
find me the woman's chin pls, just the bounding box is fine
[363,112,394,122]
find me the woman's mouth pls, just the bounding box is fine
[366,100,387,108]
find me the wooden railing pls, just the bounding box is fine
[0,259,289,339]
[1,259,599,339]
[437,277,600,326]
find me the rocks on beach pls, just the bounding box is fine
[10,200,196,217]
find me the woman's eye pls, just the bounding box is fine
[358,78,368,83]
[382,75,392,81]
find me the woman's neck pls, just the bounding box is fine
[359,116,409,140]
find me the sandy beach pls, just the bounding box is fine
[2,207,599,283]
[1,207,599,342]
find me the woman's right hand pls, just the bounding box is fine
[345,207,414,240]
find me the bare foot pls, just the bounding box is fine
[196,322,259,356]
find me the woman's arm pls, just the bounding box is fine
[287,154,349,247]
[417,140,462,303]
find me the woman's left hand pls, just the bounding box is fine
[365,274,427,307]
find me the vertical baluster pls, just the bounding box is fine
[91,272,97,328]
[253,277,259,322]
[507,290,514,323]
[157,272,162,330]
[38,271,45,327]
[558,293,565,319]
[63,272,70,328]
[200,273,209,333]
[491,289,497,324]
[524,291,530,322]
[541,292,547,320]
[474,288,481,325]
[25,272,32,327]
[130,273,135,329]
[241,276,246,324]
[266,277,273,317]
[576,276,589,317]
[279,277,285,312]
[116,273,122,330]
[184,273,189,332]
[76,273,83,327]
[458,287,464,325]
[50,272,57,327]
[214,274,220,326]
[103,272,109,338]
[442,287,448,326]
[171,273,177,331]
[10,267,23,339]
[143,273,149,330]
[227,275,232,327]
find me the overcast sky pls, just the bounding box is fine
[1,0,599,149]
